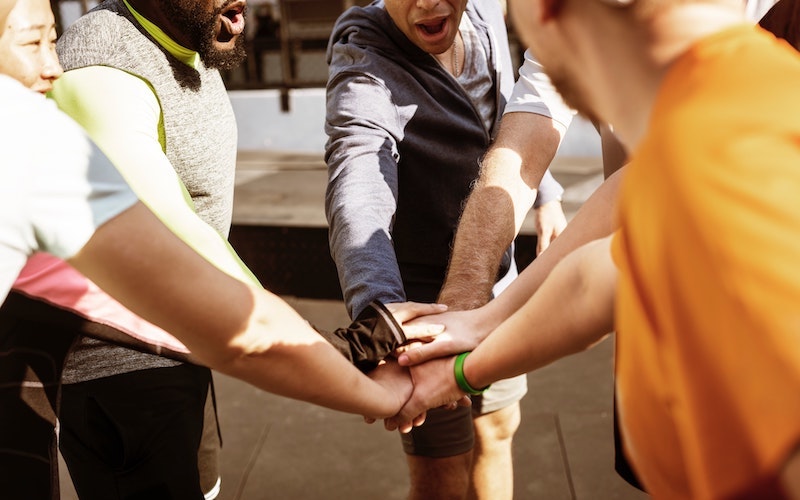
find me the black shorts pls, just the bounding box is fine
[0,310,78,500]
[59,364,213,500]
[0,292,220,500]
[400,374,527,457]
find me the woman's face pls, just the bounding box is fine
[0,0,62,93]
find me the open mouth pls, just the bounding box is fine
[218,1,246,42]
[417,18,446,36]
[415,16,450,43]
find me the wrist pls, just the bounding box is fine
[454,352,490,395]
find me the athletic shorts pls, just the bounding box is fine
[401,373,527,457]
[0,309,77,500]
[58,364,218,500]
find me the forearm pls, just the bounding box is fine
[390,236,617,427]
[477,167,625,330]
[53,66,261,288]
[464,236,617,389]
[439,112,563,309]
[72,204,403,418]
[326,132,405,316]
[159,202,260,285]
[215,292,403,418]
[437,172,521,309]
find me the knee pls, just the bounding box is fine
[475,404,521,443]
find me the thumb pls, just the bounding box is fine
[537,234,550,255]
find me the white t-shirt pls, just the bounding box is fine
[0,75,138,300]
[505,49,576,130]
[745,0,779,21]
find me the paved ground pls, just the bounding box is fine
[60,151,650,499]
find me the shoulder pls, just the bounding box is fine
[57,4,138,69]
[0,80,136,259]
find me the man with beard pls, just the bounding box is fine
[0,1,457,498]
[1,1,247,498]
[385,0,800,497]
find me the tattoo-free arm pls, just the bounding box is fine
[388,236,616,429]
[438,112,565,309]
[70,203,412,419]
[398,167,624,366]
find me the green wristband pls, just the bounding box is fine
[454,352,490,395]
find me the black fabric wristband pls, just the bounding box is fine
[313,301,405,373]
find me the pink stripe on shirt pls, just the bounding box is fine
[13,252,190,354]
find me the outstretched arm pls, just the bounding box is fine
[388,236,617,431]
[400,167,624,365]
[438,111,565,309]
[70,202,413,419]
[52,67,260,286]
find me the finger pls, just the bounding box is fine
[399,420,416,434]
[397,338,457,366]
[412,412,427,427]
[537,235,548,255]
[364,416,376,424]
[402,322,445,340]
[388,302,447,322]
[393,340,424,358]
[385,415,414,434]
[457,395,472,407]
[537,228,553,255]
[384,418,399,431]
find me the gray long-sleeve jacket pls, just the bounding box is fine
[325,0,565,318]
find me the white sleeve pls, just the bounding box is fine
[0,77,138,299]
[745,0,778,21]
[33,104,138,259]
[505,49,576,130]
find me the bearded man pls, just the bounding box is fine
[0,1,247,498]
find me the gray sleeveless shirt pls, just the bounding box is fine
[58,0,238,382]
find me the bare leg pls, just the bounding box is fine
[407,451,472,500]
[469,403,520,500]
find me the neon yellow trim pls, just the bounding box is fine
[123,0,200,69]
[51,68,260,286]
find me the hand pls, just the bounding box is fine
[384,301,448,341]
[365,359,413,420]
[396,308,488,366]
[535,200,567,255]
[384,356,470,433]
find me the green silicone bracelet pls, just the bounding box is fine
[454,352,490,395]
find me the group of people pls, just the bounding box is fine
[0,0,444,498]
[1,0,799,500]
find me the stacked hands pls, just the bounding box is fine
[366,302,490,433]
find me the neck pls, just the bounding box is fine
[433,31,462,77]
[575,3,744,151]
[126,0,194,49]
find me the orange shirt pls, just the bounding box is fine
[612,25,800,499]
